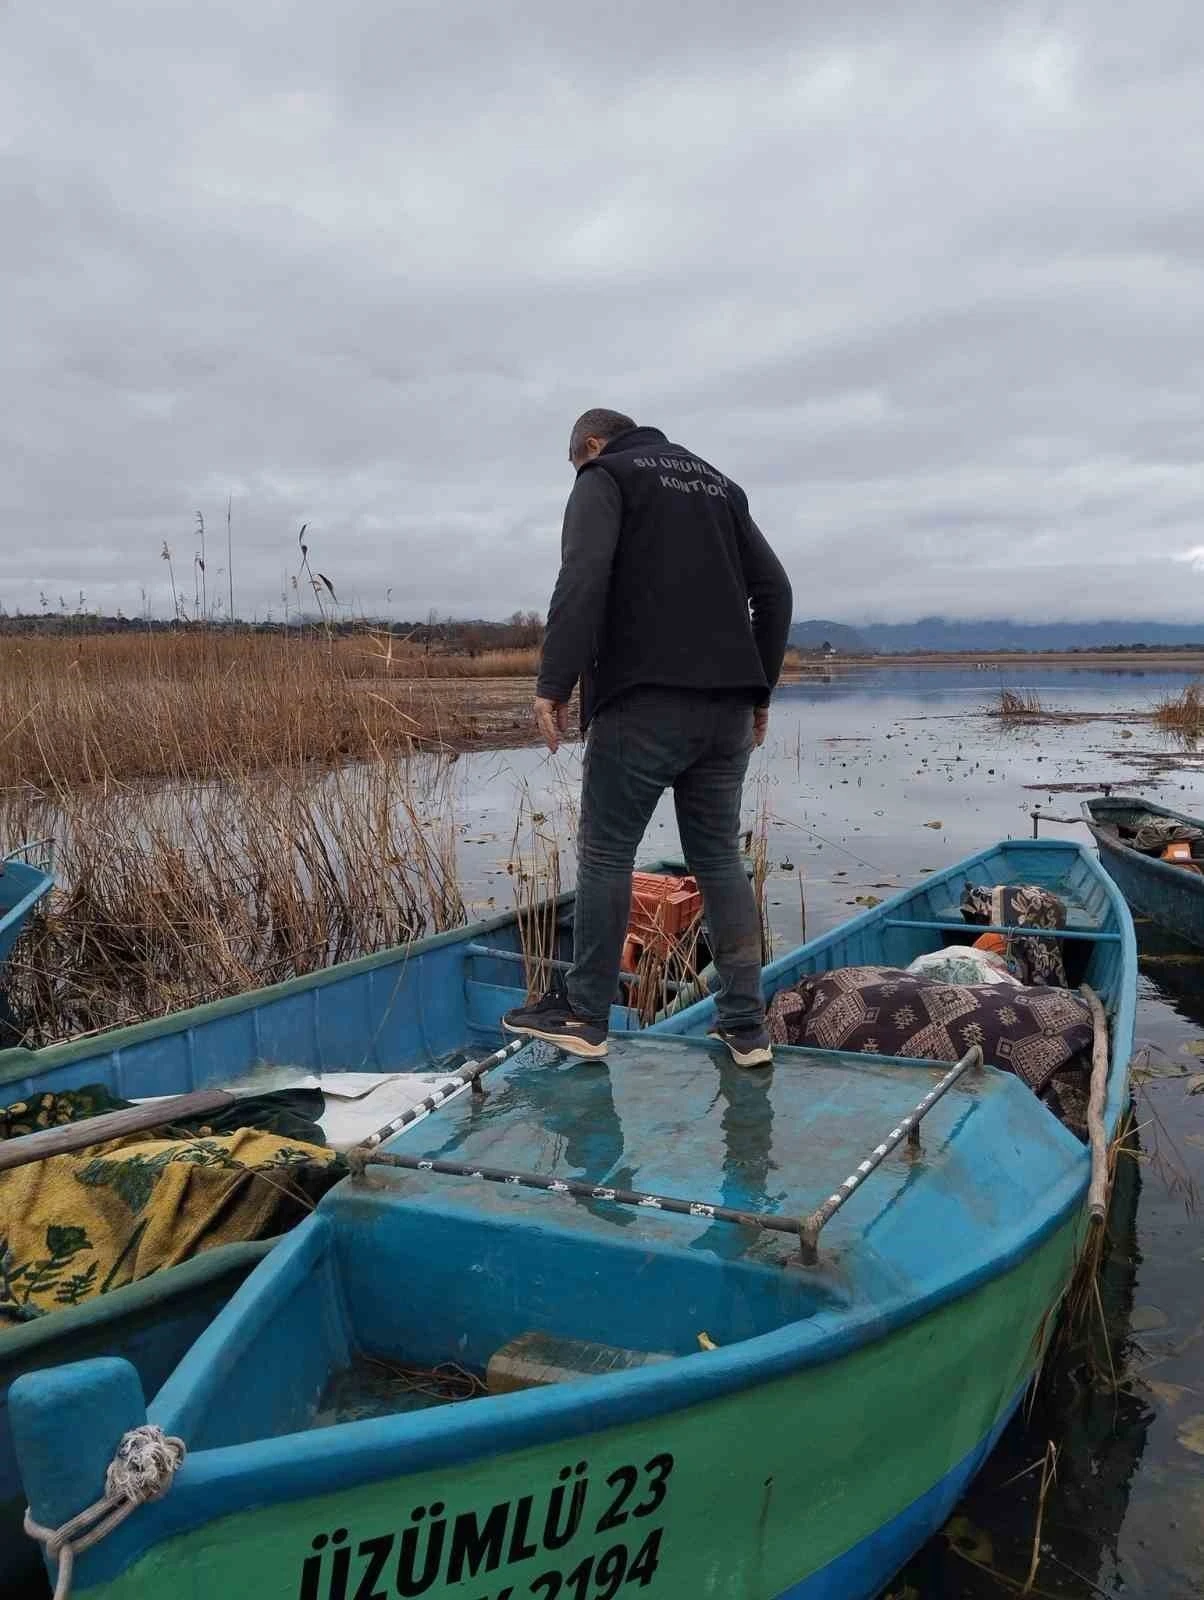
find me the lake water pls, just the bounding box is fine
[453,665,1204,1599]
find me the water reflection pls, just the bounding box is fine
[896,1124,1149,1597]
[890,918,1202,1597]
[689,1064,776,1259]
[424,1053,642,1228]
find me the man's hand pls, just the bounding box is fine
[753,706,770,748]
[534,697,571,753]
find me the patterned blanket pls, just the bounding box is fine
[960,883,1069,988]
[767,964,1094,1093]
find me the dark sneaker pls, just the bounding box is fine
[709,1024,773,1069]
[502,991,608,1059]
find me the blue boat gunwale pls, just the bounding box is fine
[100,839,1136,1561]
[0,890,575,1087]
[0,854,54,950]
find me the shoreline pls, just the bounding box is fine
[786,651,1204,669]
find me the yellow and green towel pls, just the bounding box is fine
[0,1087,342,1323]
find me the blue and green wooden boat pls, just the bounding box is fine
[11,839,1136,1599]
[1083,793,1204,947]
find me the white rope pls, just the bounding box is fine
[23,1424,186,1600]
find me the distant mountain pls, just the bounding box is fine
[790,617,1204,654]
[788,620,871,653]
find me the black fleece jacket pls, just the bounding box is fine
[537,427,793,725]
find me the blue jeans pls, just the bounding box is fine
[568,686,764,1030]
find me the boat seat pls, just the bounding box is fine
[486,1331,671,1394]
[883,919,1118,943]
[925,898,1103,931]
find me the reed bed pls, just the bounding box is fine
[993,687,1046,719]
[0,755,465,1045]
[0,632,539,791]
[1154,680,1204,736]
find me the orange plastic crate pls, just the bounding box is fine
[621,872,703,972]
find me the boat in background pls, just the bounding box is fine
[1082,794,1204,947]
[12,839,1137,1600]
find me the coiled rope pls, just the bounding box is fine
[23,1424,186,1600]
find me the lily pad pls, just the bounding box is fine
[1131,1305,1169,1332]
[1177,1415,1204,1455]
[942,1513,993,1564]
[1146,1379,1190,1406]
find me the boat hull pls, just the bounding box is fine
[0,1242,271,1590]
[43,1209,1080,1600]
[9,840,1135,1598]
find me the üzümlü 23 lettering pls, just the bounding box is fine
[297,1453,675,1599]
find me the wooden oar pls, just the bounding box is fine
[0,1090,237,1173]
[1079,984,1110,1224]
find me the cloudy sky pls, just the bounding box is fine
[5,2,1204,624]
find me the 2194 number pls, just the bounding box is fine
[528,1527,664,1598]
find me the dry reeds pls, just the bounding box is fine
[995,687,1045,719]
[508,792,565,1001]
[0,754,465,1045]
[0,632,540,792]
[1154,680,1204,735]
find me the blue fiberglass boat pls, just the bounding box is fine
[11,839,1137,1600]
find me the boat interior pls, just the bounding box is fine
[1086,795,1204,857]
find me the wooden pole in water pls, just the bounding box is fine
[1080,984,1110,1225]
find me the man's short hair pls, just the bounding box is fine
[569,408,636,461]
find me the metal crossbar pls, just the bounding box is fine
[350,1147,809,1242]
[882,918,1113,943]
[798,1046,984,1264]
[352,1045,984,1264]
[354,1038,526,1153]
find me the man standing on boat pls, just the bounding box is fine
[503,409,793,1067]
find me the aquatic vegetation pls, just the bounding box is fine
[993,687,1046,719]
[0,754,465,1044]
[1155,680,1204,737]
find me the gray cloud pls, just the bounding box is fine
[4,1,1204,623]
